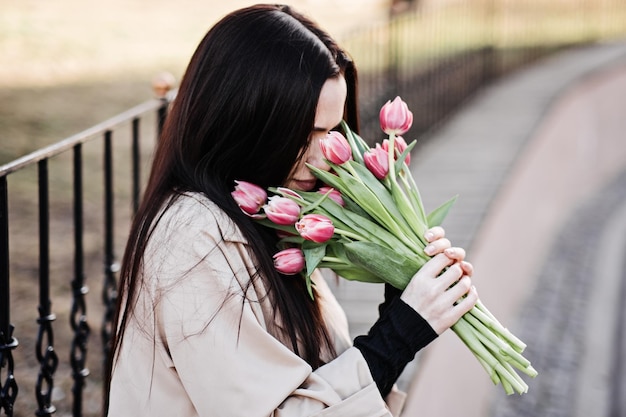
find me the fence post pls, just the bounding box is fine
[152,72,175,137]
[0,176,18,417]
[101,131,117,368]
[35,160,58,417]
[70,144,90,417]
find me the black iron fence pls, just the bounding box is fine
[0,90,171,416]
[1,1,625,416]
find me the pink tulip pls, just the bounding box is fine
[273,248,305,275]
[231,180,267,216]
[363,144,389,180]
[382,135,411,165]
[320,131,352,165]
[295,214,335,243]
[379,96,413,135]
[318,186,345,206]
[264,196,301,225]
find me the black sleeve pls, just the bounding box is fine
[377,283,403,316]
[353,297,438,397]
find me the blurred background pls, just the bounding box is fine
[1,0,626,416]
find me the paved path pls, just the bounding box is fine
[329,40,626,416]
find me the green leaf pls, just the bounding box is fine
[297,192,415,256]
[303,242,327,277]
[389,180,427,243]
[427,195,458,227]
[341,194,373,220]
[392,140,417,175]
[332,165,400,227]
[256,218,297,234]
[325,265,385,284]
[342,241,424,290]
[301,189,333,214]
[346,162,424,245]
[341,120,368,162]
[277,236,305,245]
[307,165,348,193]
[305,274,315,300]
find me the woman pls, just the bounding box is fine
[104,4,477,416]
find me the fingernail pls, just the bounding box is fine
[424,245,435,255]
[424,231,434,241]
[445,248,456,256]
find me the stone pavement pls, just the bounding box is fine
[327,40,626,416]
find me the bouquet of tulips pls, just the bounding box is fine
[231,97,537,394]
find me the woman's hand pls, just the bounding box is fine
[400,226,478,335]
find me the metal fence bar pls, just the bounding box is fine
[0,176,17,417]
[131,118,141,214]
[35,159,58,417]
[101,131,118,368]
[70,143,89,417]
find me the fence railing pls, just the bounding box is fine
[0,83,172,416]
[1,1,625,415]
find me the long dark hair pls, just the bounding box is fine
[104,3,359,411]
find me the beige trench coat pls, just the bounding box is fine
[108,193,406,416]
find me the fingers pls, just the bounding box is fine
[415,253,455,278]
[402,257,478,334]
[460,260,474,276]
[424,238,451,256]
[436,263,464,290]
[423,228,468,266]
[454,284,479,316]
[443,246,465,261]
[424,226,445,242]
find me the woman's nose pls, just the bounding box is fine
[307,139,331,172]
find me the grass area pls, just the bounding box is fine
[0,0,388,165]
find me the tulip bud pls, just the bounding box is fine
[231,180,267,216]
[379,96,413,135]
[296,214,335,243]
[318,186,345,206]
[273,248,305,275]
[264,196,301,225]
[320,131,352,165]
[363,144,389,180]
[382,135,411,165]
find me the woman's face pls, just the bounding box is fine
[284,76,347,191]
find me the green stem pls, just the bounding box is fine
[509,359,539,378]
[463,313,531,369]
[497,355,530,394]
[387,133,396,182]
[463,315,536,380]
[321,256,348,264]
[403,165,428,221]
[334,228,366,242]
[453,317,527,393]
[475,351,500,386]
[468,306,527,353]
[498,369,515,395]
[476,299,499,322]
[399,168,428,223]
